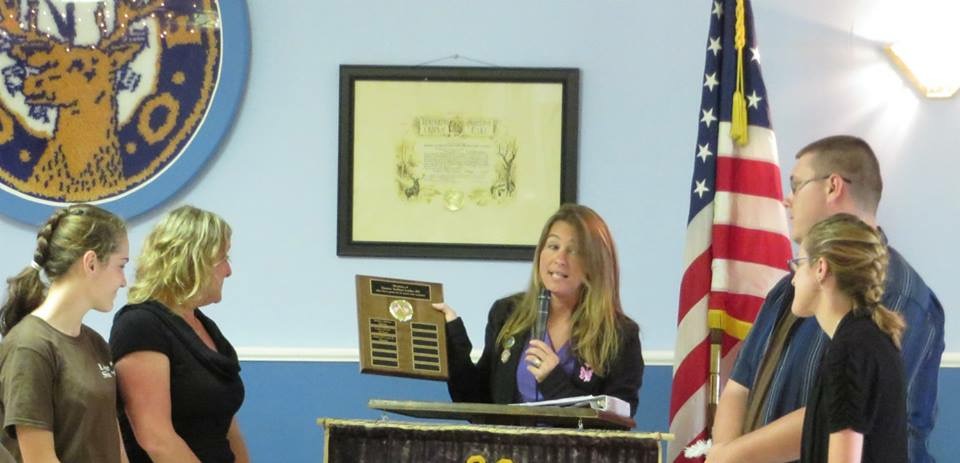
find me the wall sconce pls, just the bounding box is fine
[885,40,960,98]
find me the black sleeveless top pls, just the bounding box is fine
[111,301,244,463]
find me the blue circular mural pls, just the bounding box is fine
[0,0,249,225]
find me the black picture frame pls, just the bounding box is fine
[337,65,579,260]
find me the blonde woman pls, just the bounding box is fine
[110,206,248,463]
[0,205,129,462]
[790,213,907,463]
[433,204,644,416]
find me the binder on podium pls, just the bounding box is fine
[513,394,632,418]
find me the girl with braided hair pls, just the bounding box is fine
[789,213,907,463]
[0,204,129,463]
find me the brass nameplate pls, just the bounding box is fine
[356,275,447,380]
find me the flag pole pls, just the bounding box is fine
[707,327,723,432]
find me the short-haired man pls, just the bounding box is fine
[707,135,944,463]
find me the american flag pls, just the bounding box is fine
[668,1,792,461]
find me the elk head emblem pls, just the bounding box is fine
[0,0,211,202]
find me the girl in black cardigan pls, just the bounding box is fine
[790,213,907,463]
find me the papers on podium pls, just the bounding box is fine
[511,395,631,418]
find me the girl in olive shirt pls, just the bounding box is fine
[0,205,129,463]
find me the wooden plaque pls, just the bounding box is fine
[355,275,448,380]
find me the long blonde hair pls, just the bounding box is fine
[497,204,626,375]
[803,213,905,348]
[128,206,231,308]
[1,204,125,335]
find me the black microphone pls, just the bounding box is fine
[533,287,551,341]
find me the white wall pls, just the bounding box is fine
[0,0,956,354]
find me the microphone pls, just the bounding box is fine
[533,287,551,341]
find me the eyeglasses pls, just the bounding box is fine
[789,174,852,195]
[787,256,811,271]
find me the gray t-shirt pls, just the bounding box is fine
[0,315,120,463]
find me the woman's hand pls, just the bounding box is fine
[431,302,459,322]
[524,339,560,382]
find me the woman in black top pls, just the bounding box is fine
[110,206,248,463]
[789,213,907,463]
[433,204,644,416]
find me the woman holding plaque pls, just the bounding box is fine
[110,206,249,463]
[433,204,644,416]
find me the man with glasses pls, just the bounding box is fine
[706,135,944,463]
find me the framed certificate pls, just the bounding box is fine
[337,65,579,260]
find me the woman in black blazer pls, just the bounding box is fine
[434,204,644,416]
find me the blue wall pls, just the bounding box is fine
[4,0,955,357]
[238,362,958,462]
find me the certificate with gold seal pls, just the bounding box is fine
[355,275,448,380]
[337,66,579,260]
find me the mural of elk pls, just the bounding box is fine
[0,0,166,201]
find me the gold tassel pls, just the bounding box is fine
[730,0,749,146]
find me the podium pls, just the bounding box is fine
[318,400,673,463]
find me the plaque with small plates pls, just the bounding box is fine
[355,275,448,380]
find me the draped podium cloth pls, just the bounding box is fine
[320,419,668,463]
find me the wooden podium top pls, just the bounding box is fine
[368,399,639,430]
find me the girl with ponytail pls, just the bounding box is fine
[789,213,907,463]
[0,204,128,463]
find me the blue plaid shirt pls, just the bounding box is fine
[731,245,945,463]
